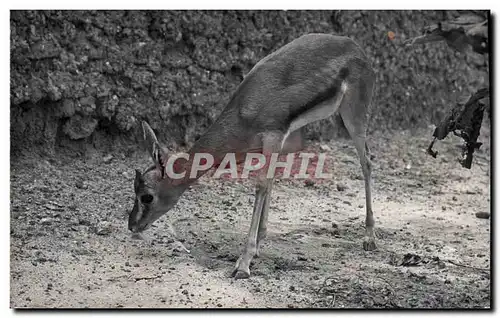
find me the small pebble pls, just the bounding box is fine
[40,218,52,225]
[475,212,490,219]
[304,179,315,187]
[336,183,347,192]
[75,179,88,189]
[122,171,132,178]
[320,144,331,151]
[95,221,112,236]
[103,154,114,163]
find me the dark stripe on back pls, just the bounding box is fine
[287,67,349,123]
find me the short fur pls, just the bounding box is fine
[128,33,377,279]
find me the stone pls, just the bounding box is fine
[475,211,490,219]
[63,115,98,140]
[60,99,75,117]
[95,221,112,236]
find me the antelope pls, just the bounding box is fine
[128,33,376,279]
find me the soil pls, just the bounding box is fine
[10,126,490,309]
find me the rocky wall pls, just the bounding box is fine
[10,10,489,155]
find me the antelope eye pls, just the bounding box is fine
[140,194,154,204]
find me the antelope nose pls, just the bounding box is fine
[128,223,139,233]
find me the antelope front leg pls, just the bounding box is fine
[231,178,272,279]
[231,132,282,279]
[255,181,273,258]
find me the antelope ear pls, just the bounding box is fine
[141,121,168,168]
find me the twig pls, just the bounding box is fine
[173,240,191,254]
[445,259,489,272]
[132,275,162,282]
[106,275,128,282]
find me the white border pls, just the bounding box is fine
[2,1,498,317]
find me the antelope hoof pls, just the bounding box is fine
[363,238,377,251]
[231,264,251,279]
[233,270,251,279]
[231,257,251,279]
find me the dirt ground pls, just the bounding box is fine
[10,126,491,309]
